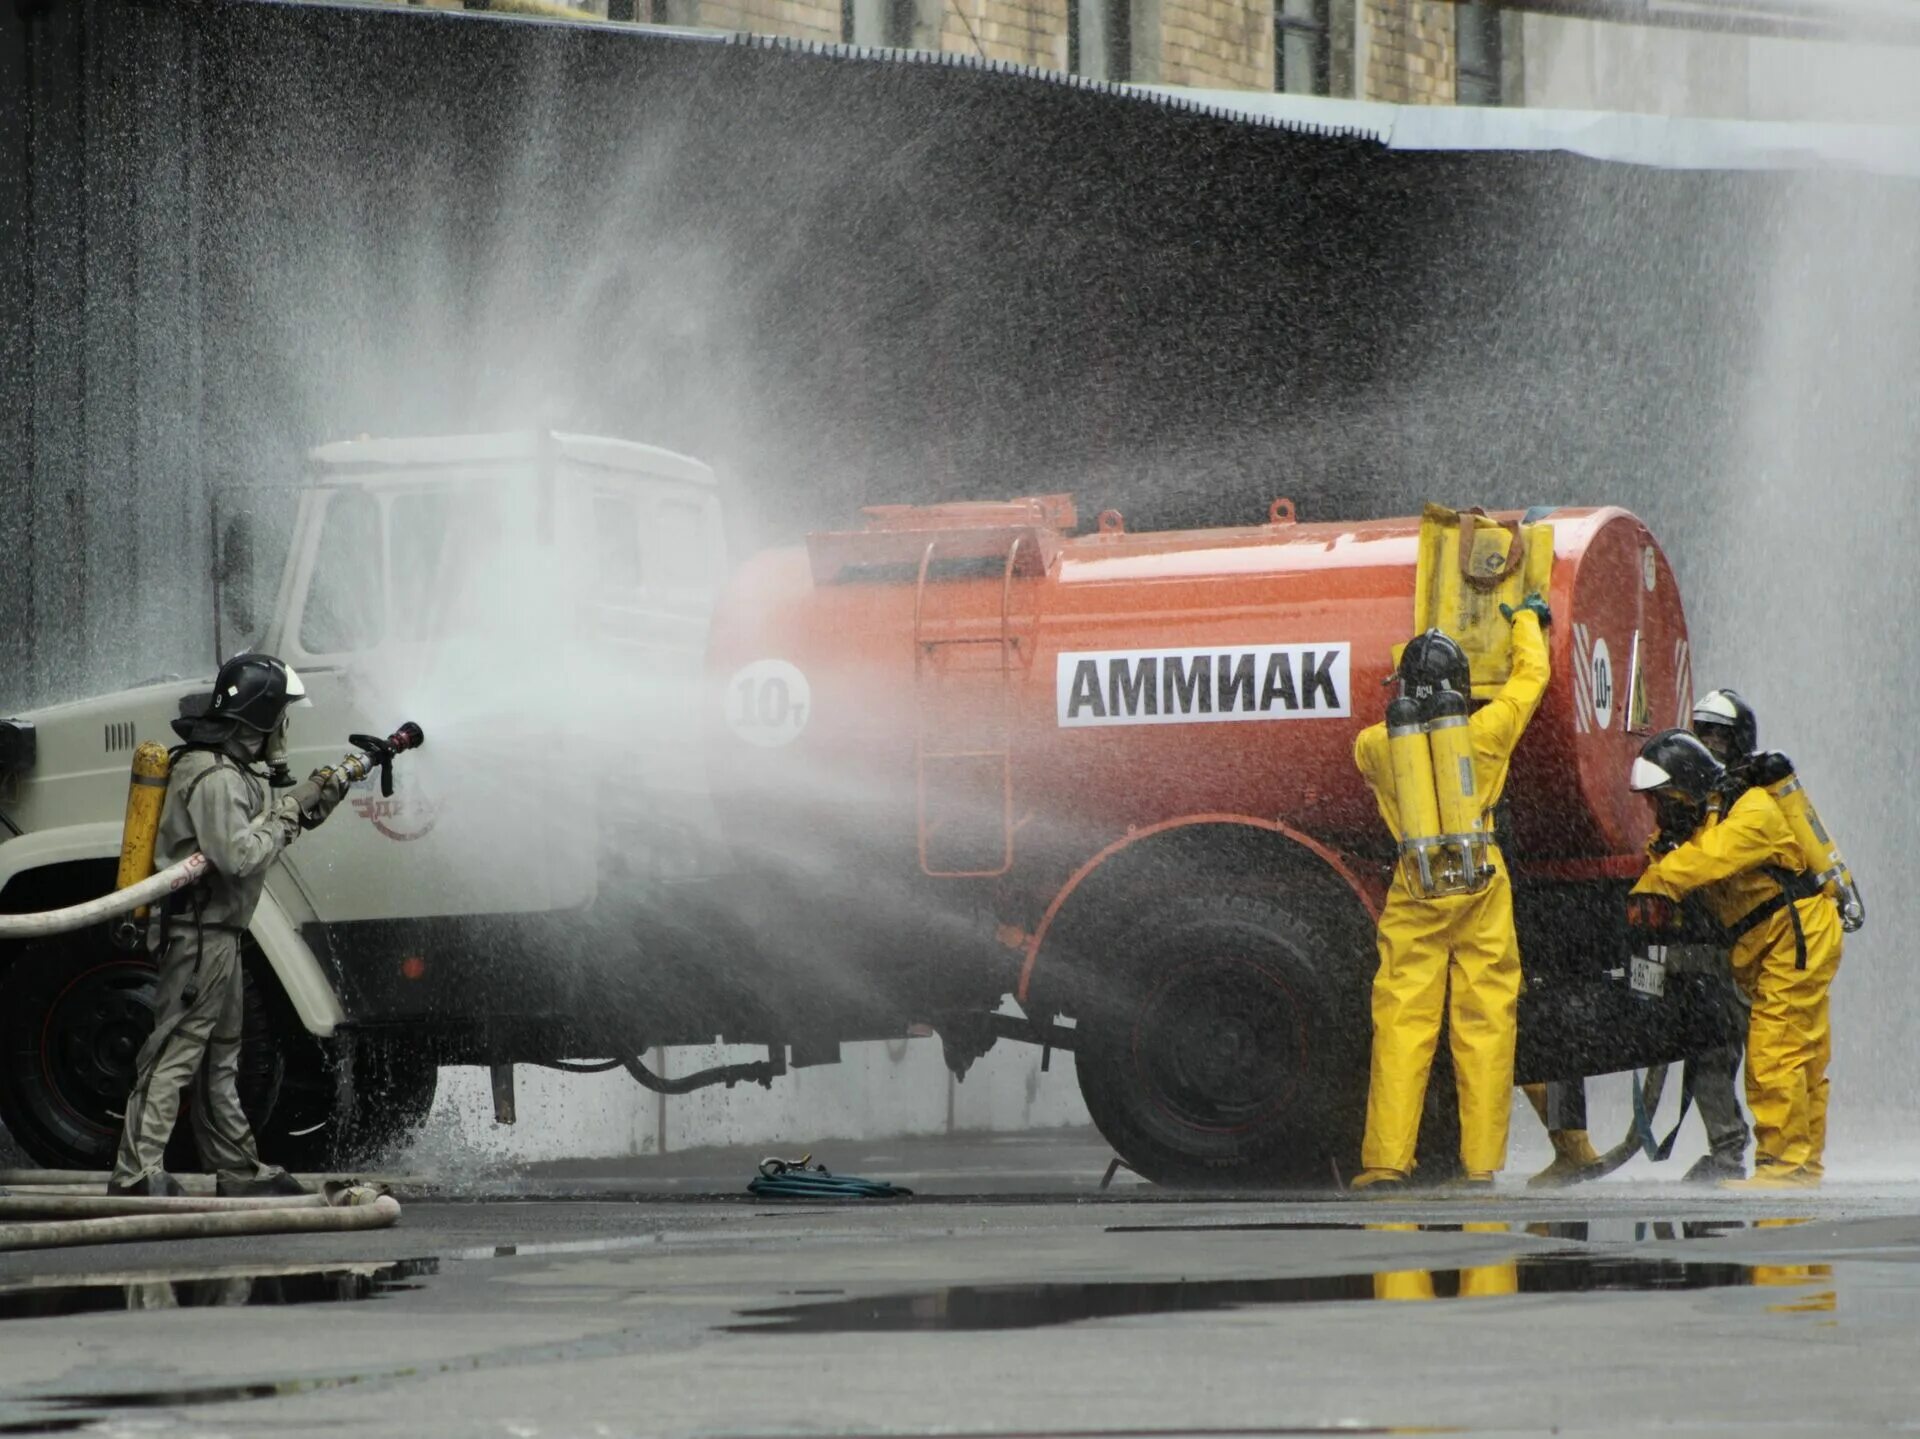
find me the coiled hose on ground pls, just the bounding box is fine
[747,1157,912,1201]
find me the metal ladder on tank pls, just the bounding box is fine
[911,532,1038,878]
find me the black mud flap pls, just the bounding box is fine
[1516,962,1742,1086]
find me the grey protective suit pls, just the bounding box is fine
[112,743,304,1186]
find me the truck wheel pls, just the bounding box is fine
[0,929,158,1169]
[1073,891,1372,1188]
[0,931,287,1171]
[261,1034,437,1171]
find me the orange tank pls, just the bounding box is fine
[706,497,1690,899]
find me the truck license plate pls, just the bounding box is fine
[1630,952,1666,998]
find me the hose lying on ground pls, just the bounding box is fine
[0,1193,334,1220]
[0,1189,399,1253]
[0,854,208,940]
[0,1170,423,1189]
[747,1155,912,1201]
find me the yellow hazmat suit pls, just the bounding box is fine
[1352,610,1550,1180]
[1631,788,1843,1182]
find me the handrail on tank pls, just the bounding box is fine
[912,532,1023,880]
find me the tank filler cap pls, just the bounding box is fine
[1269,497,1298,526]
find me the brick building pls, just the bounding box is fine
[487,0,1514,104]
[455,0,1920,121]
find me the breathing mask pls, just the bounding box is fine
[264,715,294,787]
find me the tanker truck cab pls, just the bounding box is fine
[267,432,724,923]
[0,430,727,1171]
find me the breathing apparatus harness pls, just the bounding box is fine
[1384,630,1497,900]
[133,722,427,1005]
[1701,766,1830,971]
[154,745,261,1008]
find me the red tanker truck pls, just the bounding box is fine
[0,459,1734,1185]
[702,494,1736,1183]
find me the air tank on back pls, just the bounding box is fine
[705,497,1689,894]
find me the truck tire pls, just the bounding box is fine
[0,928,160,1169]
[0,929,433,1172]
[1073,890,1373,1188]
[263,1033,437,1171]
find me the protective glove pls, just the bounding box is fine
[267,793,305,845]
[287,766,352,831]
[1625,892,1679,932]
[1500,593,1552,626]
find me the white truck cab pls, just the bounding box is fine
[0,431,728,1170]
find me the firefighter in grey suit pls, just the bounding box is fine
[110,653,349,1197]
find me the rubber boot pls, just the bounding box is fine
[1682,1153,1745,1185]
[1349,1168,1408,1193]
[215,1170,312,1199]
[1527,1129,1600,1189]
[1722,1165,1819,1191]
[107,1171,186,1198]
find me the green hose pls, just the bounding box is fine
[747,1156,911,1201]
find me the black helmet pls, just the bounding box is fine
[1691,687,1757,764]
[207,653,307,732]
[1394,630,1471,713]
[173,653,308,746]
[1631,729,1724,837]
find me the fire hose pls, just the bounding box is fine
[0,722,422,942]
[747,1156,913,1201]
[0,853,211,940]
[0,1180,400,1252]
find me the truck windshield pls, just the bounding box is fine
[300,490,385,654]
[388,488,507,641]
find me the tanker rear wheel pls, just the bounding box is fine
[1073,891,1371,1188]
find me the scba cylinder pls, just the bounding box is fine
[1390,690,1491,900]
[1427,691,1480,840]
[112,741,171,949]
[1386,696,1441,850]
[1767,771,1865,931]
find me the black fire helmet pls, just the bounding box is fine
[1393,629,1472,714]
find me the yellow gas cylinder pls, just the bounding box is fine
[1427,689,1491,893]
[1428,690,1481,839]
[1387,696,1443,896]
[113,741,171,947]
[1766,770,1864,931]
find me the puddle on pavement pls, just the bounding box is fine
[1107,1219,1793,1242]
[451,1234,662,1261]
[725,1254,1816,1333]
[0,1259,436,1322]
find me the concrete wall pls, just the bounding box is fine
[415,1038,1091,1165]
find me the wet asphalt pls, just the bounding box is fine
[2,1130,1919,1437]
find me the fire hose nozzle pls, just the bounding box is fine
[342,721,426,799]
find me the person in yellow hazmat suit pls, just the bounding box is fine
[1348,596,1551,1191]
[1626,729,1844,1189]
